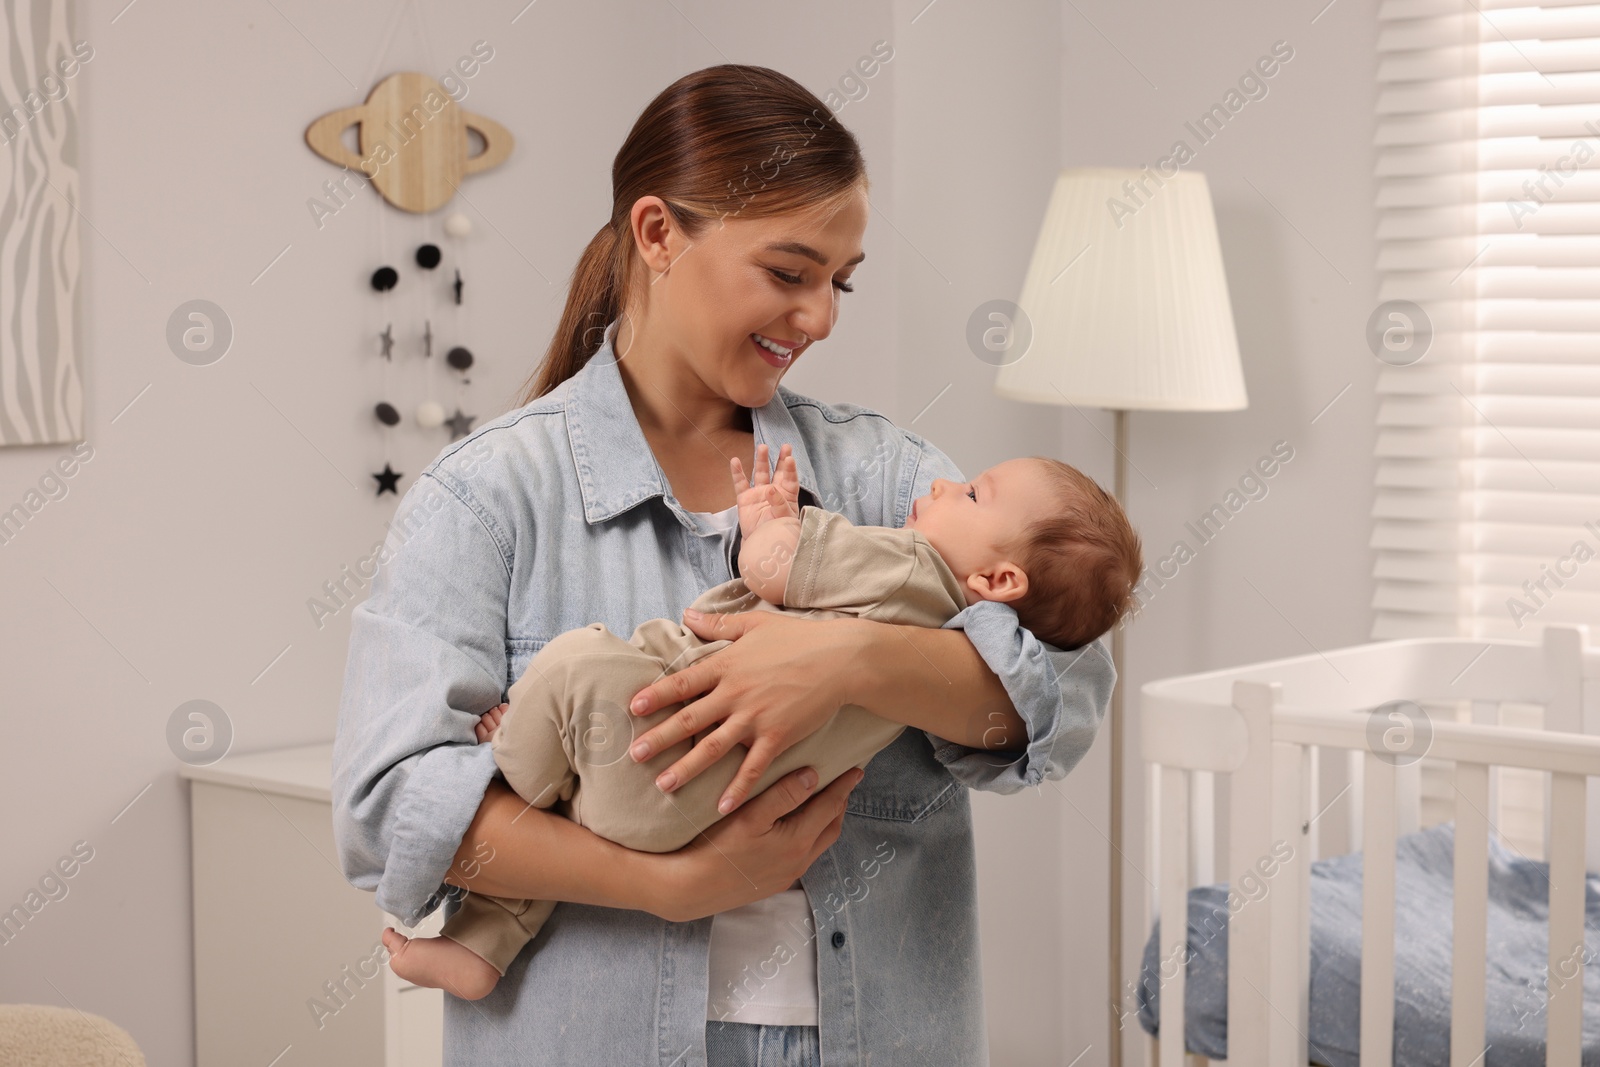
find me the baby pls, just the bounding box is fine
[383,442,1143,999]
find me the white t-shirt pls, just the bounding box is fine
[688,502,820,1027]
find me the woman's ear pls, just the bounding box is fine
[629,195,678,275]
[966,562,1028,604]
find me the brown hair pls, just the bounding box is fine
[515,65,868,407]
[1006,458,1143,650]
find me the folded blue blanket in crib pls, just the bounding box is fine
[1136,821,1600,1066]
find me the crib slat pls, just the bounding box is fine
[1190,770,1215,887]
[1396,757,1422,837]
[1348,749,1365,852]
[1228,680,1277,1066]
[1450,761,1488,1067]
[1145,759,1161,1067]
[1361,753,1397,1067]
[1469,702,1502,852]
[1268,740,1310,1067]
[1546,771,1586,1067]
[1305,745,1321,863]
[1159,763,1189,1067]
[1299,748,1316,1056]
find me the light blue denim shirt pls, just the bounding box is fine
[331,321,1116,1065]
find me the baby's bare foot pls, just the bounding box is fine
[475,703,510,743]
[382,927,500,1001]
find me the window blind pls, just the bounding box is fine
[1375,0,1600,640]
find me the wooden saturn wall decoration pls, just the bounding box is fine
[305,72,513,213]
[305,71,514,497]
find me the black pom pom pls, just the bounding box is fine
[415,244,442,270]
[374,402,400,426]
[370,266,398,291]
[446,346,474,371]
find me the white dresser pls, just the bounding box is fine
[180,743,444,1067]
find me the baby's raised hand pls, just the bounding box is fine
[730,442,800,539]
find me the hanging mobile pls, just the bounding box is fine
[372,463,403,496]
[442,346,476,440]
[416,400,446,429]
[370,261,401,491]
[439,213,474,439]
[304,5,517,500]
[372,405,402,495]
[444,408,476,440]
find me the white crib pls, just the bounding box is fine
[1138,624,1600,1067]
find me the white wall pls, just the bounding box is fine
[0,1,1375,1064]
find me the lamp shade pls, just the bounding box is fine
[995,167,1248,412]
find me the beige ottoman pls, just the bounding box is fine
[0,1004,146,1066]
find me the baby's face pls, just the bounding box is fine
[905,458,1055,597]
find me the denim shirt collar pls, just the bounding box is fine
[564,318,823,526]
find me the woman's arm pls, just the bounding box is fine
[447,772,861,922]
[332,467,514,928]
[444,780,666,910]
[643,605,1111,807]
[332,463,681,924]
[835,617,1024,748]
[840,607,1116,793]
[333,464,857,926]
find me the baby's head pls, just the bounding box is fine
[906,457,1143,649]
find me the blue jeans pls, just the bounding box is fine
[705,1022,820,1066]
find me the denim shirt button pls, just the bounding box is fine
[831,930,846,949]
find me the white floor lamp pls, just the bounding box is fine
[993,166,1248,1066]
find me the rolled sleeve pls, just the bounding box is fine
[931,603,1114,793]
[380,740,500,924]
[897,428,1117,793]
[330,471,513,927]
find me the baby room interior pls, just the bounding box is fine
[2,0,1594,1065]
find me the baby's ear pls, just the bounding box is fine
[968,563,1028,604]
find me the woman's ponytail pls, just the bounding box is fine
[517,222,625,404]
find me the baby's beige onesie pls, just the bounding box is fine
[441,504,968,974]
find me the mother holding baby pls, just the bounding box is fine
[332,63,1118,1066]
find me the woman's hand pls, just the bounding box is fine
[627,612,861,814]
[653,764,863,923]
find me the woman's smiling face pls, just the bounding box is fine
[622,183,870,408]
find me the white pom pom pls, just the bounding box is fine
[444,212,472,238]
[415,400,446,429]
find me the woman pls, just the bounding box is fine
[332,64,1115,1066]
